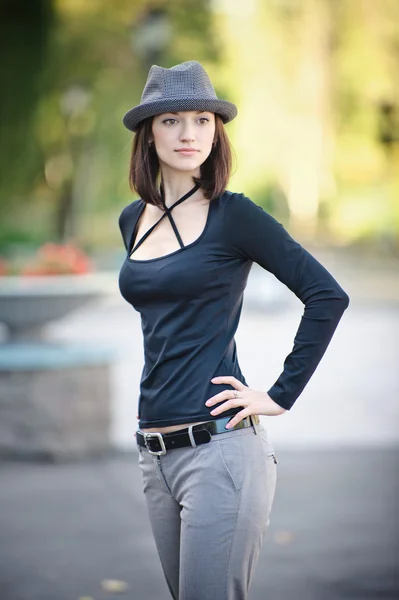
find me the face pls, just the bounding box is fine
[150,110,216,175]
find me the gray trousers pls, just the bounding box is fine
[137,421,277,600]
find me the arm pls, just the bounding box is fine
[224,193,350,410]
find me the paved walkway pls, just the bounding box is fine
[0,446,398,600]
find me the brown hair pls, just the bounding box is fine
[128,113,234,210]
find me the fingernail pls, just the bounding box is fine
[205,400,211,406]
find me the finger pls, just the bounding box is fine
[211,376,247,391]
[225,408,251,429]
[206,389,241,407]
[136,414,139,419]
[210,399,244,416]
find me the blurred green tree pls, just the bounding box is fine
[0,0,54,216]
[0,0,221,251]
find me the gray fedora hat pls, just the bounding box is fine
[122,60,238,132]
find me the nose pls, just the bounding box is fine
[179,121,196,143]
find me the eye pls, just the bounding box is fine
[161,117,210,125]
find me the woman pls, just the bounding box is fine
[118,60,349,600]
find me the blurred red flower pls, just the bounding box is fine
[0,242,94,276]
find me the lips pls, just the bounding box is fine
[176,149,198,153]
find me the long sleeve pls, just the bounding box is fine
[223,193,350,410]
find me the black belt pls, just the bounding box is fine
[136,414,260,456]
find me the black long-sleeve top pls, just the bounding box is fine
[118,190,350,429]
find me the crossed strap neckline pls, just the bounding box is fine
[130,182,201,254]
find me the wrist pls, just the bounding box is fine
[266,391,287,414]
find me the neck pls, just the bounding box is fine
[159,173,201,208]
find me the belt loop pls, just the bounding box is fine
[188,425,197,448]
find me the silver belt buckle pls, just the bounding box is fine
[144,432,167,456]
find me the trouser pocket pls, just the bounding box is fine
[216,434,244,493]
[258,425,278,465]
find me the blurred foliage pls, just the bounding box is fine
[0,0,221,251]
[0,0,398,258]
[0,0,54,210]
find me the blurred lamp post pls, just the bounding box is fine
[377,100,399,163]
[54,85,92,242]
[130,7,172,72]
[376,100,399,250]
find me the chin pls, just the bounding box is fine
[169,158,203,172]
